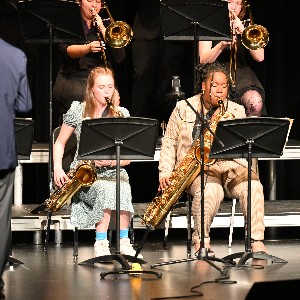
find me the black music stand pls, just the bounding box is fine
[209,117,291,266]
[77,117,162,279]
[9,118,34,265]
[160,0,231,92]
[17,0,85,195]
[15,118,35,160]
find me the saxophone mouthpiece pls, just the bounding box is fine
[105,97,111,106]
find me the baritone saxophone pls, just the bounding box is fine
[142,100,235,230]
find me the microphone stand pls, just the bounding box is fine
[151,99,234,273]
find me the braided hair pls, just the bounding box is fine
[194,62,229,94]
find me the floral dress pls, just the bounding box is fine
[63,101,134,229]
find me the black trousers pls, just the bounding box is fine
[0,169,15,291]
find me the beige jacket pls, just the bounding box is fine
[158,94,246,179]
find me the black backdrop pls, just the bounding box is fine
[1,0,299,204]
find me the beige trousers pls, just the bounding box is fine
[187,159,265,245]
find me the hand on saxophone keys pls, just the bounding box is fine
[53,167,69,188]
[158,177,170,191]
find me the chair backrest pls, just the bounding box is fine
[52,126,77,172]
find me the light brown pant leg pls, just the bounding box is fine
[229,180,265,241]
[189,178,224,245]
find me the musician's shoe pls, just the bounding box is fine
[120,238,143,259]
[94,239,111,257]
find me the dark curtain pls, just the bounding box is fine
[1,0,299,203]
[251,1,300,200]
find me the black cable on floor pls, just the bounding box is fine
[150,267,237,299]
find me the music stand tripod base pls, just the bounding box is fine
[223,251,287,266]
[79,254,146,267]
[8,256,24,266]
[150,250,235,270]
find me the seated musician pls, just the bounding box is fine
[53,66,142,259]
[158,62,267,256]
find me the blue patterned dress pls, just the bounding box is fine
[63,101,134,229]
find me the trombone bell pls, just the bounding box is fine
[241,24,269,50]
[105,21,133,48]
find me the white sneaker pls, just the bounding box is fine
[94,239,111,257]
[120,238,143,259]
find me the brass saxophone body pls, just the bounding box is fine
[142,100,234,230]
[46,160,97,212]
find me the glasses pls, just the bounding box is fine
[86,0,102,3]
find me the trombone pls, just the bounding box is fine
[90,7,108,67]
[229,13,237,87]
[102,1,133,48]
[229,0,269,87]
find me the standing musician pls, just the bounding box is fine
[158,62,267,256]
[0,38,32,299]
[198,0,266,117]
[53,0,125,127]
[53,66,142,258]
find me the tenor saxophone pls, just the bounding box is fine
[142,100,234,229]
[45,160,97,212]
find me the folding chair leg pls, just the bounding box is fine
[186,195,192,257]
[43,211,52,252]
[163,212,171,249]
[73,227,78,260]
[228,198,237,248]
[129,219,134,244]
[108,229,113,247]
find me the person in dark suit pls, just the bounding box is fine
[0,38,32,299]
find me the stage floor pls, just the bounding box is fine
[3,237,300,300]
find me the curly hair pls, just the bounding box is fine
[194,62,229,94]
